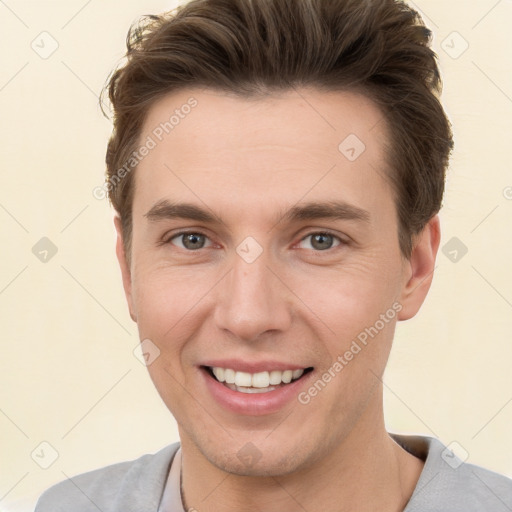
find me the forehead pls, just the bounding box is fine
[133,87,394,223]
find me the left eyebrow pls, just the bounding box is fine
[278,200,371,225]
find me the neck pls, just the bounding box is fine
[179,392,424,512]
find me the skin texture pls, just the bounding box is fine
[114,87,440,511]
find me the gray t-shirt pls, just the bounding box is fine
[35,433,512,511]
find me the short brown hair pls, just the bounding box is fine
[103,0,453,259]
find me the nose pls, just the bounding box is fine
[213,253,292,342]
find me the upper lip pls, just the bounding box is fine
[200,359,311,373]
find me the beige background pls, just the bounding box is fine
[1,0,511,510]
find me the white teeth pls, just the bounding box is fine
[234,371,252,387]
[269,370,283,385]
[251,371,270,388]
[210,367,305,388]
[292,369,303,379]
[281,370,293,384]
[224,368,235,384]
[212,367,225,382]
[226,383,278,394]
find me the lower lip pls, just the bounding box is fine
[201,367,313,416]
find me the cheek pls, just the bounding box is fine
[129,266,219,387]
[132,268,211,407]
[290,259,402,338]
[131,263,213,334]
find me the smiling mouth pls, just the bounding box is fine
[203,366,314,394]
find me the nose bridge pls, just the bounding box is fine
[214,249,291,341]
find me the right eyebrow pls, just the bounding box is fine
[144,200,219,223]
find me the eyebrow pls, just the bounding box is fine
[144,199,371,225]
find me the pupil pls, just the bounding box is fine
[312,234,332,250]
[184,234,204,249]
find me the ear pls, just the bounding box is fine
[114,215,137,322]
[397,215,441,321]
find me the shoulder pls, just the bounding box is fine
[392,433,512,512]
[447,459,512,507]
[413,459,512,511]
[34,442,180,512]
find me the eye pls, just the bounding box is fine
[297,232,343,251]
[168,232,212,250]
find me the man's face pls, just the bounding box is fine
[116,88,434,476]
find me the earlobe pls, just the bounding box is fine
[397,215,441,321]
[114,215,137,322]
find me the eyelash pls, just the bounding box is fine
[163,230,347,252]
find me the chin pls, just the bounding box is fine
[206,448,309,477]
[187,428,323,478]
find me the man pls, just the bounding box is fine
[36,0,512,510]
